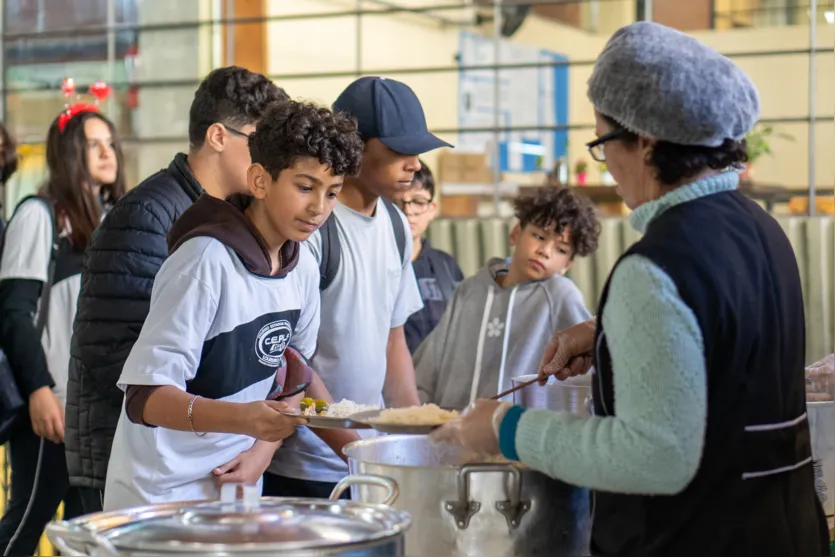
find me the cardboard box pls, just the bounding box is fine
[788,196,835,216]
[438,152,493,184]
[439,195,479,217]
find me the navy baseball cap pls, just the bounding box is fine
[333,76,453,156]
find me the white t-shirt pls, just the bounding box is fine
[103,237,320,511]
[269,198,423,483]
[0,198,79,405]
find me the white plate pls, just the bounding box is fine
[280,411,372,430]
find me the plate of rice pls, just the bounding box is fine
[282,399,379,429]
[351,404,461,434]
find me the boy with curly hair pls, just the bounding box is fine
[415,185,601,409]
[267,76,450,498]
[102,100,364,510]
[67,66,289,513]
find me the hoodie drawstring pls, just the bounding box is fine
[496,285,519,400]
[469,287,496,405]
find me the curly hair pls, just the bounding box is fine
[601,114,748,186]
[514,185,601,258]
[188,66,289,148]
[248,100,364,179]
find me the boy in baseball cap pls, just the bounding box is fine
[266,77,453,498]
[335,76,452,199]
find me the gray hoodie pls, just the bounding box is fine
[415,257,592,409]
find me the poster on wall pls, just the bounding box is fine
[457,31,568,175]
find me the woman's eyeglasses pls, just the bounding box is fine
[395,199,432,215]
[586,129,624,163]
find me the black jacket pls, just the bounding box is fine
[65,154,203,490]
[405,239,462,353]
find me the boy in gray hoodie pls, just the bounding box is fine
[415,186,600,409]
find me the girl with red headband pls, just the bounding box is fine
[0,96,125,556]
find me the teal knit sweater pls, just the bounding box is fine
[505,171,740,495]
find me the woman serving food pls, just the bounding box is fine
[433,21,828,557]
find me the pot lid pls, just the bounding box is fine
[96,484,409,553]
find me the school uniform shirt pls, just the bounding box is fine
[103,194,320,511]
[269,198,424,483]
[405,238,463,354]
[0,197,82,405]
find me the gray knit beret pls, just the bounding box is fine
[587,21,760,147]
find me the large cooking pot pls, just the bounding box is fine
[512,373,592,415]
[345,435,590,557]
[46,475,410,557]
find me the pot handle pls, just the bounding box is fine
[46,520,121,557]
[330,474,400,505]
[444,463,531,530]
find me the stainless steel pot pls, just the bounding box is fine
[345,435,590,557]
[512,373,592,415]
[46,476,410,557]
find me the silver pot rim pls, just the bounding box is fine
[345,436,461,472]
[47,479,411,556]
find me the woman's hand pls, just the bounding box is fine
[213,440,281,486]
[243,401,306,442]
[430,400,507,456]
[29,386,64,444]
[538,319,597,384]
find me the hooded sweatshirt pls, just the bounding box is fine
[103,194,321,511]
[415,257,591,410]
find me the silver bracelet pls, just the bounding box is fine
[188,395,207,437]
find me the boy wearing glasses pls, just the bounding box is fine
[396,162,463,353]
[415,185,600,410]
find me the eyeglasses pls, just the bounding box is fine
[395,199,432,215]
[586,129,624,163]
[223,125,251,139]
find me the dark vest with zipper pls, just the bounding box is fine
[590,189,828,557]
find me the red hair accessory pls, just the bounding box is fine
[61,77,77,98]
[58,103,100,133]
[56,77,111,133]
[89,81,112,103]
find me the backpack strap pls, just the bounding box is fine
[318,212,341,292]
[381,198,407,265]
[32,198,59,336]
[318,199,407,292]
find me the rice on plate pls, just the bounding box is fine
[370,403,460,426]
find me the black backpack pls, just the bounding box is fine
[318,198,407,291]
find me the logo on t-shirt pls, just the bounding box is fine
[255,320,292,367]
[418,277,443,302]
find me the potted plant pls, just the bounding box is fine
[574,159,588,186]
[599,162,615,186]
[743,123,793,180]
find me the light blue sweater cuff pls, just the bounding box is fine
[498,405,526,461]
